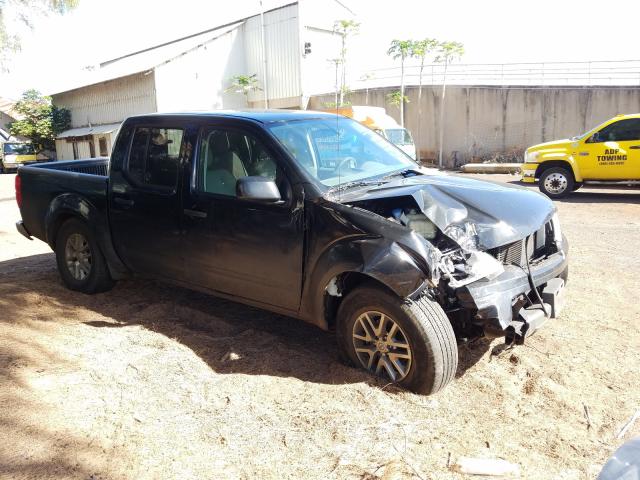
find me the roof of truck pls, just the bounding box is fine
[128,110,342,124]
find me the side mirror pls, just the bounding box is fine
[236,176,282,203]
[588,132,601,143]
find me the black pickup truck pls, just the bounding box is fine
[15,111,568,395]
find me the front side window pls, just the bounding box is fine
[199,128,281,197]
[268,116,417,188]
[128,127,184,189]
[591,119,640,143]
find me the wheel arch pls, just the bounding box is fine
[535,159,581,182]
[298,237,431,331]
[46,193,129,279]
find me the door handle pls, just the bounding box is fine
[183,208,207,219]
[629,145,640,149]
[114,197,134,207]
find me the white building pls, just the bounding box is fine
[52,1,351,160]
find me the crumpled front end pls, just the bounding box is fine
[341,173,569,342]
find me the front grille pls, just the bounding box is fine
[488,239,525,266]
[488,221,556,266]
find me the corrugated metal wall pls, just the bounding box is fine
[52,72,157,128]
[244,4,301,106]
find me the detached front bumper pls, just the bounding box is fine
[456,236,569,330]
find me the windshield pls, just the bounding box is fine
[385,128,413,145]
[268,116,417,188]
[3,143,35,155]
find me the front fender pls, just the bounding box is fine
[298,235,430,330]
[46,193,129,279]
[537,153,583,182]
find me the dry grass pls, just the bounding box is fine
[1,173,639,479]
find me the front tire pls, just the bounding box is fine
[539,167,574,198]
[336,285,458,395]
[55,218,114,293]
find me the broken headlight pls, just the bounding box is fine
[439,249,504,288]
[444,222,479,252]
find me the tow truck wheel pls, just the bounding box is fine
[55,218,114,294]
[539,167,574,198]
[336,284,458,395]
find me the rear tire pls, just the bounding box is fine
[336,284,458,395]
[55,218,115,294]
[539,167,574,198]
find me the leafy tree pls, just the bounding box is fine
[333,19,360,107]
[225,74,262,103]
[8,89,70,151]
[386,39,413,127]
[0,0,78,69]
[434,41,464,167]
[410,39,438,162]
[386,90,409,108]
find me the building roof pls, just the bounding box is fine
[0,96,21,120]
[56,122,122,139]
[49,22,244,96]
[48,1,304,97]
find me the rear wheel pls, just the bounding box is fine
[539,167,574,198]
[55,218,114,293]
[336,284,458,395]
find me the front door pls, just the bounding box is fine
[182,126,304,312]
[579,117,640,180]
[109,125,188,281]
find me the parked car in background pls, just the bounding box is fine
[15,111,568,395]
[522,113,640,198]
[320,106,417,159]
[1,142,48,173]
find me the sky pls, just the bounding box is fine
[1,0,640,99]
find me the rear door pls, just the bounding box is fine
[580,118,640,179]
[109,124,190,281]
[182,123,304,312]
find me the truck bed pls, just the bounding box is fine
[18,159,110,243]
[29,158,110,176]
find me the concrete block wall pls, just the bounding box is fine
[310,85,640,167]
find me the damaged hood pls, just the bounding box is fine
[339,174,555,250]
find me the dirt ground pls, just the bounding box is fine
[1,172,639,480]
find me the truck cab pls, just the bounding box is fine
[521,113,640,198]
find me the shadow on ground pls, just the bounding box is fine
[0,253,485,394]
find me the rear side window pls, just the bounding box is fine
[127,127,184,189]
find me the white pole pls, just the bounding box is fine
[259,0,269,109]
[438,61,448,168]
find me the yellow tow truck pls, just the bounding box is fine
[521,113,640,197]
[0,141,46,173]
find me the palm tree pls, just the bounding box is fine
[225,74,262,104]
[410,39,438,162]
[435,41,464,168]
[387,39,413,127]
